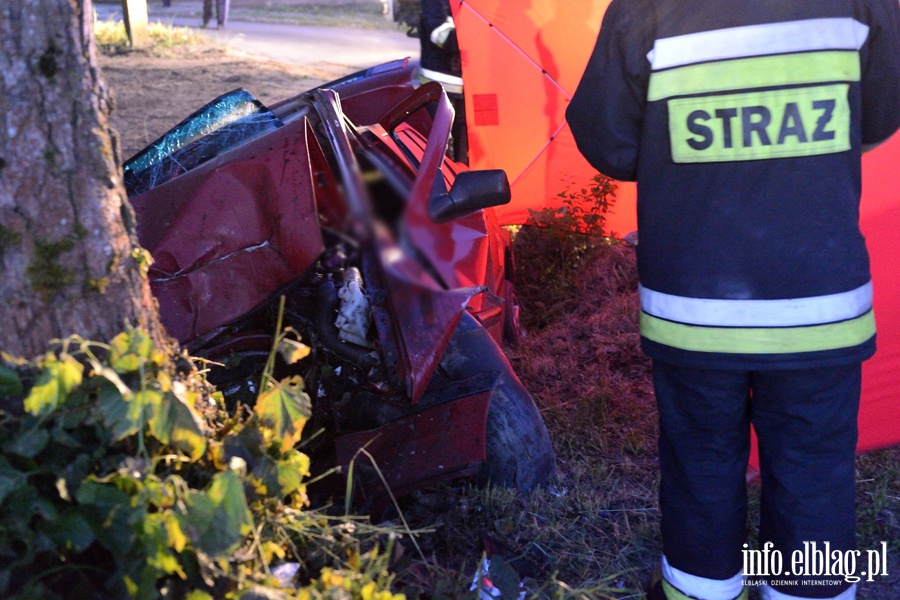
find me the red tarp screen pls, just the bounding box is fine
[451,0,900,453]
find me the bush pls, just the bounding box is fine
[513,174,626,330]
[0,326,405,600]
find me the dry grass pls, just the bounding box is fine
[388,233,659,599]
[94,17,209,53]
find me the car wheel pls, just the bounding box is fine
[478,366,556,493]
[440,312,555,493]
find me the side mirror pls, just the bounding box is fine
[429,170,511,224]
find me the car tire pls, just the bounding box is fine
[478,366,556,493]
[440,312,556,493]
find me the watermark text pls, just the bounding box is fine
[742,542,889,583]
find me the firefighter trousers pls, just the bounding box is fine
[653,361,861,599]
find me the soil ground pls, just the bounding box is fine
[101,45,340,159]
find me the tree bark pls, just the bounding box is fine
[0,0,168,358]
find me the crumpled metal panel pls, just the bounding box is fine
[124,89,283,197]
[335,389,490,508]
[394,127,506,298]
[131,118,324,343]
[310,85,478,404]
[389,123,508,350]
[365,232,484,404]
[356,87,481,401]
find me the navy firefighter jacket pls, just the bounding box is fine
[567,0,900,370]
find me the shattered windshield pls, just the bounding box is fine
[123,89,283,198]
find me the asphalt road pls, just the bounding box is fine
[94,2,420,72]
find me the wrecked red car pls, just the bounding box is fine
[124,59,554,506]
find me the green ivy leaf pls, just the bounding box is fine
[0,570,10,598]
[149,392,207,461]
[184,470,253,556]
[96,384,162,441]
[163,511,187,554]
[46,509,95,553]
[5,483,57,524]
[50,425,83,448]
[95,383,129,439]
[23,354,83,415]
[276,449,311,497]
[5,427,50,459]
[0,460,25,506]
[248,454,280,498]
[0,365,23,397]
[76,479,142,551]
[142,512,187,578]
[255,376,311,453]
[109,329,162,373]
[277,338,311,365]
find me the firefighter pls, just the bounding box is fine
[418,0,467,163]
[566,1,900,599]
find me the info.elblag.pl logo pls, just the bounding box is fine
[743,542,889,583]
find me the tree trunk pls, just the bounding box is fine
[0,0,168,358]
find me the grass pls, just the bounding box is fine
[856,448,900,597]
[381,226,900,599]
[94,17,208,53]
[380,237,658,599]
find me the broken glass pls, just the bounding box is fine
[123,88,284,198]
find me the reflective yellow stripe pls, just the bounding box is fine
[641,310,875,354]
[648,51,860,101]
[661,579,693,600]
[667,84,851,163]
[662,579,749,600]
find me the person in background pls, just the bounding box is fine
[418,0,467,163]
[202,0,229,29]
[566,1,900,599]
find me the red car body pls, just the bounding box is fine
[126,59,553,506]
